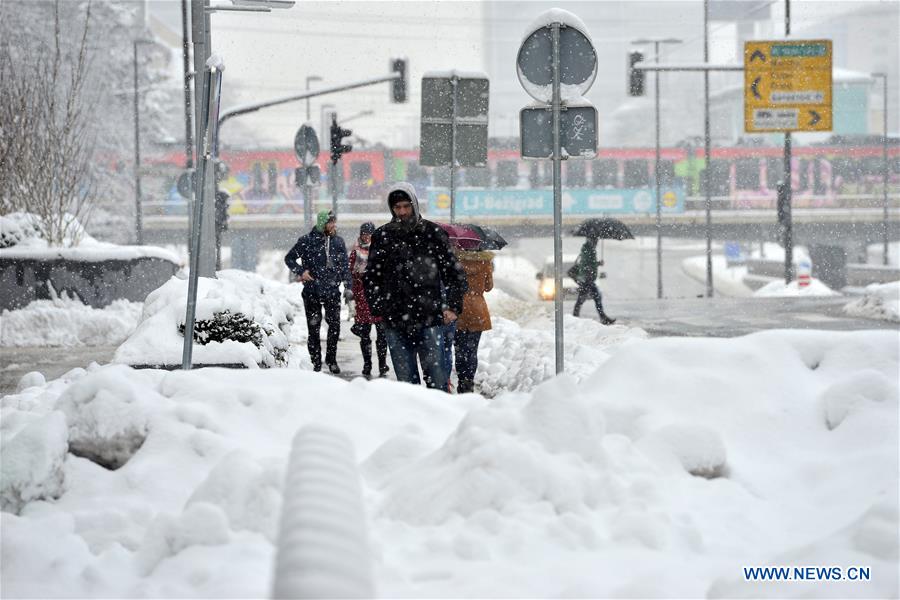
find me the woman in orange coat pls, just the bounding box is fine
[453,249,494,393]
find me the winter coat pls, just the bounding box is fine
[572,240,600,284]
[284,228,350,296]
[349,244,381,324]
[363,182,468,331]
[456,250,493,332]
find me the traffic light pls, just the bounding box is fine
[391,57,408,103]
[628,51,645,97]
[330,114,352,164]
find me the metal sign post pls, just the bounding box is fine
[517,9,597,375]
[420,71,489,222]
[183,59,224,370]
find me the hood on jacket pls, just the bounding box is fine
[386,182,421,224]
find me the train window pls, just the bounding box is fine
[657,160,675,185]
[813,158,827,194]
[465,167,491,187]
[350,161,372,182]
[252,162,264,193]
[406,162,430,187]
[268,162,278,195]
[593,159,618,187]
[529,163,541,188]
[735,158,760,189]
[700,159,730,196]
[832,157,863,182]
[566,161,586,187]
[496,161,519,188]
[433,167,450,187]
[766,157,783,188]
[797,159,810,191]
[624,159,650,187]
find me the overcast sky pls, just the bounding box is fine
[148,0,896,149]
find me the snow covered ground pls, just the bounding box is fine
[2,328,896,598]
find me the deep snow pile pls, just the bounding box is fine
[478,289,647,395]
[114,270,303,368]
[843,281,900,322]
[1,329,897,598]
[1,294,142,347]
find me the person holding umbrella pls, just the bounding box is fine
[570,218,630,325]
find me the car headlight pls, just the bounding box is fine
[539,278,555,300]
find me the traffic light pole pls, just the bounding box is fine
[218,73,404,131]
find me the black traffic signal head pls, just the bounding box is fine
[628,50,645,97]
[391,57,408,103]
[329,115,352,164]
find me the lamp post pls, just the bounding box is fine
[305,75,322,121]
[632,37,682,299]
[132,38,155,245]
[872,72,889,266]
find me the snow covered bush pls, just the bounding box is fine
[843,281,900,323]
[115,269,301,368]
[0,213,42,248]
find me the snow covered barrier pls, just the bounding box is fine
[272,426,374,599]
[115,269,301,368]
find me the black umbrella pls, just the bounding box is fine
[466,224,508,251]
[572,218,634,240]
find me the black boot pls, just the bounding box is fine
[378,363,390,378]
[361,338,372,379]
[457,378,475,394]
[600,313,616,325]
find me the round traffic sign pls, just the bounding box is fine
[293,125,320,167]
[516,9,597,104]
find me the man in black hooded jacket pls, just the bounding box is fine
[363,182,467,391]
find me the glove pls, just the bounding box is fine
[343,288,354,303]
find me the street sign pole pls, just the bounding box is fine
[450,76,458,223]
[551,22,564,375]
[783,0,794,284]
[704,0,713,297]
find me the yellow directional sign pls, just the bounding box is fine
[744,40,832,132]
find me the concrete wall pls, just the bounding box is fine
[0,256,179,311]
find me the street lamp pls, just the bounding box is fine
[632,37,682,299]
[872,72,890,266]
[132,38,156,245]
[305,75,322,121]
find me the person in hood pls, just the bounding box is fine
[284,209,351,373]
[363,183,468,391]
[348,221,390,380]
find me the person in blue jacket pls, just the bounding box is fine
[285,210,351,373]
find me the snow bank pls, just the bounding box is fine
[1,295,142,347]
[114,270,302,368]
[843,281,900,322]
[0,212,180,263]
[754,277,840,297]
[1,329,896,598]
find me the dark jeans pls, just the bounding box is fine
[453,330,482,382]
[356,321,388,372]
[573,281,605,317]
[383,325,447,391]
[302,286,341,366]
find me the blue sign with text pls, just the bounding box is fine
[425,186,685,217]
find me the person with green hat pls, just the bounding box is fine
[284,209,351,373]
